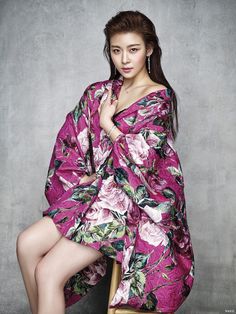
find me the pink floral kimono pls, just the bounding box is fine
[43,75,195,313]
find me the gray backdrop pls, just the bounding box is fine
[0,0,235,313]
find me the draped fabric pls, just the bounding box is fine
[43,75,195,313]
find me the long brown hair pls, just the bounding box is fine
[103,10,179,141]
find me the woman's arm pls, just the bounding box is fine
[102,119,123,142]
[44,85,92,206]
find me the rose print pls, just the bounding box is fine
[139,220,169,247]
[97,175,133,215]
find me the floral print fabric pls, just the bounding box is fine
[43,75,195,313]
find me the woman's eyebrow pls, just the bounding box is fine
[111,44,141,48]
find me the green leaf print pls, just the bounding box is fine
[141,128,167,149]
[94,89,103,99]
[153,116,167,127]
[125,225,136,240]
[122,183,135,198]
[167,165,182,177]
[170,205,178,219]
[57,216,69,224]
[123,116,136,126]
[138,98,157,108]
[132,253,149,270]
[165,262,175,271]
[107,221,125,238]
[130,271,146,298]
[136,185,149,201]
[65,273,90,297]
[72,98,87,124]
[114,225,126,238]
[111,240,124,251]
[114,120,121,127]
[114,168,135,198]
[47,167,55,178]
[123,252,150,282]
[137,197,157,208]
[138,198,171,214]
[163,187,176,201]
[167,165,184,186]
[162,272,170,280]
[110,209,126,222]
[83,230,100,243]
[66,217,82,238]
[114,168,129,184]
[54,159,62,169]
[139,108,152,116]
[82,220,126,244]
[46,208,60,219]
[74,279,90,296]
[99,245,116,258]
[70,185,98,203]
[140,292,158,311]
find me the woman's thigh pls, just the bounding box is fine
[35,236,103,287]
[16,216,63,258]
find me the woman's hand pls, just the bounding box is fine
[98,86,118,128]
[79,173,97,184]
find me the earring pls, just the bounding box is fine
[147,55,151,74]
[114,67,117,75]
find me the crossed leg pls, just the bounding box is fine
[16,216,103,314]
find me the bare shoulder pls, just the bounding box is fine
[144,82,168,94]
[156,83,168,90]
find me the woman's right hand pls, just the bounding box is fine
[79,173,97,185]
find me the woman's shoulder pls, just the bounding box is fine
[80,79,114,101]
[85,79,113,93]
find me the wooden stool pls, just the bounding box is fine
[107,259,174,314]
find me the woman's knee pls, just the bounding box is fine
[16,227,35,258]
[35,259,50,287]
[35,258,65,288]
[16,217,62,259]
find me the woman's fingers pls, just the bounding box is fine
[112,99,118,106]
[98,85,117,116]
[106,86,112,102]
[80,174,97,184]
[107,86,118,106]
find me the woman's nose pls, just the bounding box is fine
[122,52,130,64]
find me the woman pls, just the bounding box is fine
[16,10,195,314]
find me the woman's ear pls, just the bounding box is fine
[146,44,154,57]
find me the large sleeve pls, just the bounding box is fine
[44,85,92,206]
[111,99,175,225]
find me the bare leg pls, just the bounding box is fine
[16,216,63,314]
[35,235,103,314]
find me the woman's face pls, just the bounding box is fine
[110,32,152,79]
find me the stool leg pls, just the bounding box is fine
[107,259,122,314]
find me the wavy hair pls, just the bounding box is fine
[103,10,179,140]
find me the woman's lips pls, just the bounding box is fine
[121,68,133,73]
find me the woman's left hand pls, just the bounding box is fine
[98,86,118,128]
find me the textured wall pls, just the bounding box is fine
[0,0,235,313]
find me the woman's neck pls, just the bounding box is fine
[122,72,154,90]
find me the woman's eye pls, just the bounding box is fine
[112,48,138,54]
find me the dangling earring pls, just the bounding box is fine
[114,67,117,75]
[147,55,151,74]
